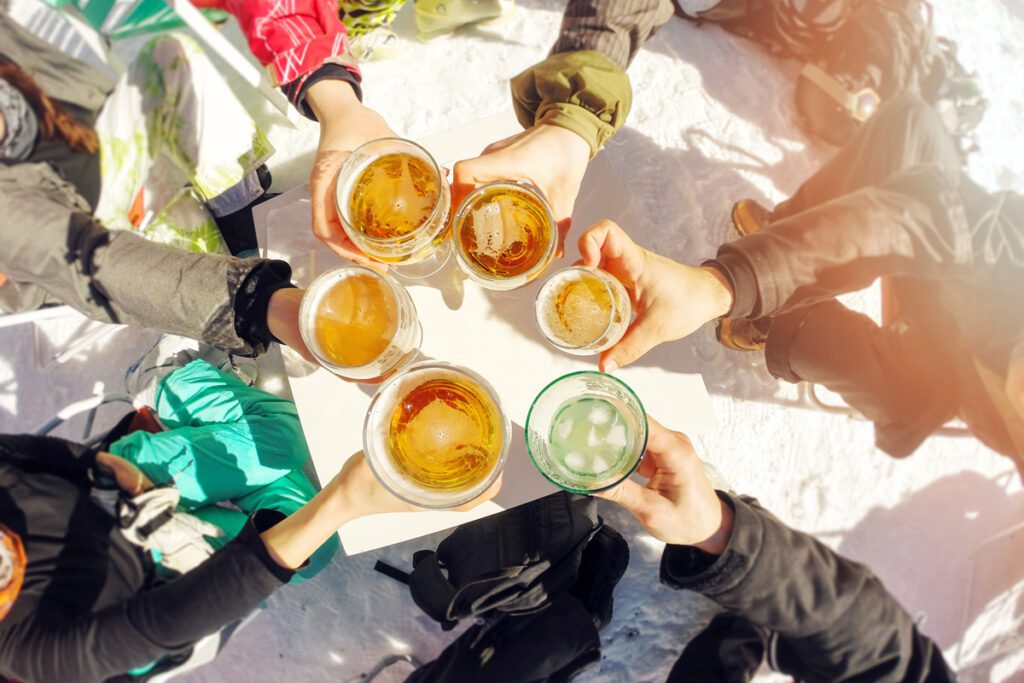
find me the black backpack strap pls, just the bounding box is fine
[373,560,411,586]
[408,551,460,631]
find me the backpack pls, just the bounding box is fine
[679,0,985,151]
[375,492,630,683]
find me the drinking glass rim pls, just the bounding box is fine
[452,180,558,282]
[362,360,511,509]
[534,266,621,352]
[524,370,649,495]
[298,265,417,374]
[335,136,449,246]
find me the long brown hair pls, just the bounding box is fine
[0,61,98,154]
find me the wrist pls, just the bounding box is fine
[307,79,363,128]
[693,497,734,556]
[535,122,591,164]
[699,265,735,319]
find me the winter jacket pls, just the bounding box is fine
[510,0,674,156]
[707,95,1024,466]
[0,15,294,356]
[0,434,295,683]
[664,491,955,682]
[200,0,363,117]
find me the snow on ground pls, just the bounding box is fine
[3,0,1023,681]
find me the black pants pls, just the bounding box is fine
[755,96,966,456]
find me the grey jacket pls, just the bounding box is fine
[0,14,280,355]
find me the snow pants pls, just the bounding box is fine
[109,360,337,581]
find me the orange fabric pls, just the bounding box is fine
[0,524,26,622]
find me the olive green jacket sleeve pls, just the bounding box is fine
[509,0,674,157]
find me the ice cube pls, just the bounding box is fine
[590,455,611,474]
[556,418,573,441]
[588,404,612,425]
[587,426,601,448]
[564,451,586,471]
[606,424,627,449]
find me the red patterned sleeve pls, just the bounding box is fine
[197,0,361,95]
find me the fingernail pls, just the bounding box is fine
[604,360,618,374]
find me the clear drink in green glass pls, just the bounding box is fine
[526,372,647,494]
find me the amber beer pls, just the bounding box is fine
[347,152,441,240]
[336,138,451,264]
[536,267,631,355]
[453,182,556,290]
[364,363,509,508]
[299,267,421,383]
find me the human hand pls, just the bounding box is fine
[332,452,503,518]
[307,80,397,269]
[96,451,154,497]
[577,220,735,372]
[596,418,733,555]
[266,287,315,363]
[260,452,502,571]
[453,123,591,257]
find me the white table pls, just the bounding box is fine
[256,112,716,555]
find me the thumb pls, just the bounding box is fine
[596,478,655,521]
[600,315,662,372]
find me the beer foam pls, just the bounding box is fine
[469,198,527,259]
[537,269,609,348]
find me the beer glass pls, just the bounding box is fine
[526,372,647,494]
[335,138,451,272]
[298,266,421,383]
[535,266,631,355]
[364,361,509,508]
[452,181,557,290]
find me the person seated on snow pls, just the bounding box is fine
[573,94,1024,472]
[0,389,499,683]
[194,0,509,269]
[453,0,975,262]
[594,416,955,682]
[0,15,327,362]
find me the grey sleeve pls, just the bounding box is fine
[0,164,263,355]
[552,0,675,69]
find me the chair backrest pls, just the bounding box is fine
[41,0,228,40]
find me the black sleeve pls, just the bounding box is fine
[282,63,363,121]
[0,511,294,683]
[232,259,295,354]
[660,492,955,682]
[0,434,98,482]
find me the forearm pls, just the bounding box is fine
[213,0,360,99]
[552,0,675,69]
[710,166,968,319]
[1,176,293,355]
[661,493,950,681]
[259,470,355,569]
[3,513,294,683]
